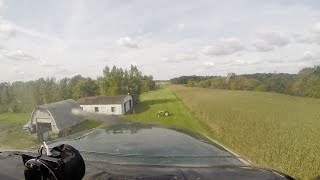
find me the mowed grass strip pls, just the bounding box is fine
[125,86,211,134]
[0,112,104,150]
[170,85,320,179]
[0,112,39,150]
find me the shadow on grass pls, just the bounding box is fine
[132,98,179,114]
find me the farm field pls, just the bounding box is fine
[0,112,39,150]
[170,85,320,179]
[0,112,103,150]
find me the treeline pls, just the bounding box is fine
[170,65,320,98]
[0,65,155,113]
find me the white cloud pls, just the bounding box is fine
[0,49,35,61]
[296,22,320,45]
[161,56,179,63]
[0,20,15,38]
[177,23,185,32]
[175,54,196,61]
[256,31,290,47]
[202,38,245,56]
[117,36,139,48]
[312,22,320,33]
[0,0,320,81]
[0,0,4,11]
[161,53,197,63]
[204,61,215,67]
[296,34,320,45]
[253,41,274,52]
[297,51,320,62]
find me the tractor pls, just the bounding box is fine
[157,110,170,117]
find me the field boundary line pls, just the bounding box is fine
[200,133,253,166]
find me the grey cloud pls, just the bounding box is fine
[256,31,290,47]
[202,38,245,56]
[175,54,197,61]
[0,49,35,61]
[266,59,286,63]
[295,23,320,45]
[40,63,61,68]
[253,41,274,52]
[161,57,179,63]
[296,51,320,62]
[312,22,320,33]
[0,20,16,39]
[117,36,139,48]
[162,54,197,63]
[176,23,185,32]
[203,61,215,68]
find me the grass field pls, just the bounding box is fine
[0,113,103,150]
[0,112,38,150]
[125,86,211,134]
[170,85,320,179]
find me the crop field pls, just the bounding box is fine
[170,85,320,179]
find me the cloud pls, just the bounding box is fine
[295,34,318,44]
[312,22,320,33]
[117,36,139,48]
[253,41,274,52]
[295,22,320,45]
[175,54,197,61]
[176,23,185,32]
[0,20,16,38]
[202,38,245,56]
[0,49,35,61]
[256,31,290,47]
[297,51,320,62]
[203,61,215,67]
[162,54,197,63]
[38,60,62,68]
[0,0,3,11]
[161,57,179,63]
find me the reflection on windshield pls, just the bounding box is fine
[49,123,243,166]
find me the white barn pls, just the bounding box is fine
[78,95,133,115]
[23,99,84,140]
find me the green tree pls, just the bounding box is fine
[73,78,98,99]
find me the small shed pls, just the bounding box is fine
[24,99,84,137]
[78,95,133,115]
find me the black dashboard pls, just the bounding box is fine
[0,151,294,180]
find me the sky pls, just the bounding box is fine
[1,0,320,81]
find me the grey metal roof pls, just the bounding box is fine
[78,95,131,105]
[36,99,84,132]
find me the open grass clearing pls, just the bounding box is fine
[125,86,211,134]
[0,112,104,150]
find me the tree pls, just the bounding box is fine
[141,75,155,92]
[73,78,98,99]
[1,83,11,105]
[97,65,150,102]
[127,65,143,102]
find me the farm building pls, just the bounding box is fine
[23,99,84,140]
[78,95,133,115]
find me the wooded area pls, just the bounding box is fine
[171,65,320,98]
[0,65,155,113]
